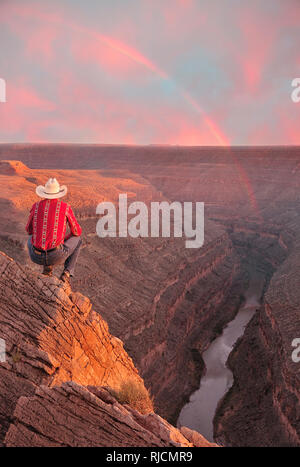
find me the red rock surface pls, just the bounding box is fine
[0,144,299,446]
[0,155,239,424]
[0,251,152,444]
[5,382,217,447]
[0,251,216,447]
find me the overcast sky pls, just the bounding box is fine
[0,0,299,145]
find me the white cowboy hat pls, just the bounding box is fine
[36,178,67,199]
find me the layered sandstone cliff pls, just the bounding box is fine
[0,251,215,447]
[5,382,218,447]
[214,237,300,447]
[0,158,243,424]
[0,144,300,446]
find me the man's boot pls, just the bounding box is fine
[42,265,53,277]
[60,270,71,285]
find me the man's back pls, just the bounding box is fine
[26,198,82,250]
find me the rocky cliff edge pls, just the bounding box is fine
[0,251,216,447]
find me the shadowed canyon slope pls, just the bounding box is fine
[0,144,299,446]
[214,237,300,446]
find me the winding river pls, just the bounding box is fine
[177,274,264,442]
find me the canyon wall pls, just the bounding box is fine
[0,156,247,424]
[214,235,300,446]
[0,144,299,445]
[0,251,149,445]
[0,250,217,447]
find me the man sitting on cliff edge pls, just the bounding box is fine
[26,178,82,285]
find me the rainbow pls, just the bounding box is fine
[11,5,261,218]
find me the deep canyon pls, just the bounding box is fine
[177,273,263,442]
[0,144,299,446]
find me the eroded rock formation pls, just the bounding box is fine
[0,251,215,447]
[5,382,217,447]
[0,144,300,446]
[214,237,300,446]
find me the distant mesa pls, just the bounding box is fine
[0,160,29,176]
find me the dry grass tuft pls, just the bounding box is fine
[112,379,154,414]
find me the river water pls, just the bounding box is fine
[177,275,264,442]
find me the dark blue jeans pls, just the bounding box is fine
[27,236,82,276]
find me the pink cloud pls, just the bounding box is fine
[0,1,228,145]
[1,0,297,146]
[25,25,58,64]
[0,80,55,140]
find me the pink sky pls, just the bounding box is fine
[0,0,299,145]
